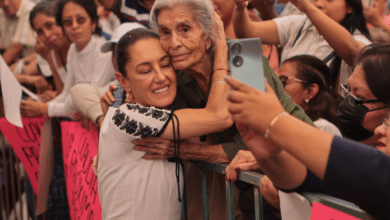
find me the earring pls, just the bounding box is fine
[305,99,309,103]
[206,44,211,50]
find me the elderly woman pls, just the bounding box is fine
[128,0,312,218]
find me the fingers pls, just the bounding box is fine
[235,161,260,171]
[225,76,252,93]
[225,163,239,182]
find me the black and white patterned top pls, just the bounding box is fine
[111,103,171,138]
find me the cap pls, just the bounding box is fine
[101,22,146,53]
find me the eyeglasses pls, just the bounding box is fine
[62,16,88,27]
[340,84,382,106]
[278,75,309,88]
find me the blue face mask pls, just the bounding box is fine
[336,98,374,141]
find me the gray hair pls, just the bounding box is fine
[149,0,217,44]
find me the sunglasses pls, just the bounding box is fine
[62,16,88,27]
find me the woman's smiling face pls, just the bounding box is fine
[118,38,177,108]
[157,4,211,71]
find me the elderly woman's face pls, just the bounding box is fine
[157,5,211,71]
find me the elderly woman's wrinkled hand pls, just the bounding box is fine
[212,12,227,46]
[225,150,260,182]
[133,137,176,159]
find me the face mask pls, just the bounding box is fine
[337,98,374,141]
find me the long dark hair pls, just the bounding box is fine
[354,44,390,105]
[284,55,342,126]
[116,28,160,77]
[329,0,371,88]
[55,0,101,35]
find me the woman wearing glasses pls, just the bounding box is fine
[277,55,342,135]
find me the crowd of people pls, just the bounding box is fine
[1,0,390,219]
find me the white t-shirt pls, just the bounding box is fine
[274,15,372,85]
[47,35,115,118]
[98,104,182,220]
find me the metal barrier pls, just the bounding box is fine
[0,133,29,220]
[196,161,368,220]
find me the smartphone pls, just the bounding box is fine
[228,38,265,92]
[112,80,124,108]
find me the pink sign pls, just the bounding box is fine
[0,117,45,194]
[311,201,362,220]
[61,121,101,220]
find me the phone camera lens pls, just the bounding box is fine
[233,56,243,67]
[231,43,242,55]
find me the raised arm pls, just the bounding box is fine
[233,0,280,44]
[293,0,366,66]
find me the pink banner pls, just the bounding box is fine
[310,202,361,220]
[0,117,45,194]
[61,121,101,220]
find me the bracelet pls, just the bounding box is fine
[264,112,288,139]
[214,68,230,75]
[212,80,227,86]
